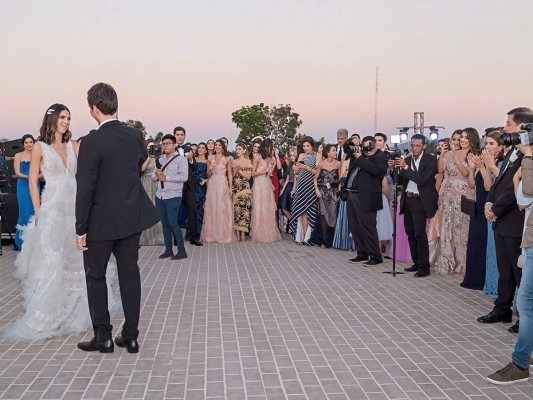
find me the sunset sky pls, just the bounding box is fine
[1,1,532,145]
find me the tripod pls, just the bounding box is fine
[383,166,404,277]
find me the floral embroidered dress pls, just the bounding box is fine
[433,157,474,275]
[232,161,252,233]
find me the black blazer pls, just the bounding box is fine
[347,150,388,212]
[335,143,345,161]
[177,145,196,192]
[75,120,160,241]
[398,152,439,218]
[486,149,524,237]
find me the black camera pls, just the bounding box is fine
[343,144,361,156]
[502,123,533,147]
[383,147,402,160]
[343,142,375,156]
[148,143,162,158]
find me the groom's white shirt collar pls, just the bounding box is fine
[98,118,118,128]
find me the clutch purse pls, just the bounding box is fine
[460,195,475,217]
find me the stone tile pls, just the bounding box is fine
[0,243,530,400]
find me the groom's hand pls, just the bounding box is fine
[76,235,88,251]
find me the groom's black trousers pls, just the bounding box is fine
[83,232,142,341]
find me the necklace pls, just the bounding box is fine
[23,151,32,158]
[325,158,335,166]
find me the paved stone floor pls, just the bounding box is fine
[0,236,532,400]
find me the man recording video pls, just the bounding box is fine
[391,134,438,278]
[345,136,388,266]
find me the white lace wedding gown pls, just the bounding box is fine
[4,141,117,342]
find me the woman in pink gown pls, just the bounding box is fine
[201,139,235,243]
[388,194,413,263]
[251,139,281,243]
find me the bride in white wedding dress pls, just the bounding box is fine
[4,104,117,342]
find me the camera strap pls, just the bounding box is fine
[161,154,180,172]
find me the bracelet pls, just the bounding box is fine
[523,156,533,160]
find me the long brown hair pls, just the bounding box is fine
[463,127,481,156]
[39,104,71,145]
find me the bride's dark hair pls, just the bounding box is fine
[39,104,71,145]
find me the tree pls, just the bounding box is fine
[269,104,302,154]
[125,119,147,139]
[231,104,271,145]
[154,131,164,143]
[231,103,303,154]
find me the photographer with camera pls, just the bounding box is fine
[487,123,533,385]
[391,134,438,278]
[478,108,533,334]
[345,136,388,266]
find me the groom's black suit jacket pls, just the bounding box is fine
[177,144,196,192]
[75,120,160,241]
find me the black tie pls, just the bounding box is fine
[412,155,418,173]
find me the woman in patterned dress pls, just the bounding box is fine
[434,129,478,275]
[232,143,252,241]
[314,144,341,248]
[289,136,322,244]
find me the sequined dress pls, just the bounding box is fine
[433,157,474,275]
[232,161,252,233]
[201,155,235,243]
[5,142,118,342]
[251,155,281,243]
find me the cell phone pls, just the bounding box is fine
[298,161,306,164]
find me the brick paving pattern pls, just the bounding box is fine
[0,236,532,399]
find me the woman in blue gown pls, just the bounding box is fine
[461,156,488,290]
[186,142,208,240]
[14,135,39,250]
[480,131,504,298]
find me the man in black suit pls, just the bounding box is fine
[479,107,533,332]
[393,134,438,278]
[174,126,202,246]
[335,128,348,161]
[75,82,160,353]
[346,136,388,266]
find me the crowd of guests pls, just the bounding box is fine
[12,106,533,384]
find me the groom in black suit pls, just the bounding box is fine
[174,126,202,246]
[75,82,159,353]
[393,134,438,278]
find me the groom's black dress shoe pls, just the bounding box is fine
[477,311,513,324]
[414,270,430,278]
[404,265,418,272]
[159,250,174,259]
[115,335,139,354]
[190,239,203,246]
[77,338,114,353]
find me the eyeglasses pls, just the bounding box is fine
[162,142,174,146]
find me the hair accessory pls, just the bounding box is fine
[46,108,55,115]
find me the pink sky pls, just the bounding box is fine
[1,1,532,145]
